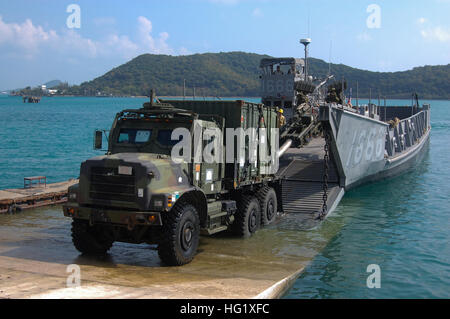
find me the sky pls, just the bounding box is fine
[0,0,449,90]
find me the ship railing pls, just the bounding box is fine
[385,105,430,157]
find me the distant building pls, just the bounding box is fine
[48,89,58,95]
[41,85,47,92]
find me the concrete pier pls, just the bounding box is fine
[0,205,344,299]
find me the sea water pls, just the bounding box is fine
[0,96,448,298]
[285,99,450,299]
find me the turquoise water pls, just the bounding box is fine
[285,100,450,299]
[0,96,449,298]
[0,96,145,189]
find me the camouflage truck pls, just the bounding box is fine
[63,95,280,266]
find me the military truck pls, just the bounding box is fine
[63,94,281,266]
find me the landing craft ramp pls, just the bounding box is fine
[277,137,345,220]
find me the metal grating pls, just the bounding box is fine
[281,181,341,214]
[89,167,136,203]
[281,160,339,182]
[279,159,342,215]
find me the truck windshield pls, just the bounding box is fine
[157,129,180,147]
[111,120,191,155]
[117,129,152,144]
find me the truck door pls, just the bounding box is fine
[240,104,259,182]
[192,120,223,195]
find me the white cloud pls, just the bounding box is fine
[252,8,263,18]
[420,26,450,43]
[137,15,153,43]
[0,15,180,60]
[417,17,427,25]
[52,29,98,58]
[104,34,139,59]
[137,16,174,55]
[0,16,58,56]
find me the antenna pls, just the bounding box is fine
[300,38,312,82]
[307,7,311,38]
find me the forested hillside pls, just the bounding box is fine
[62,52,450,99]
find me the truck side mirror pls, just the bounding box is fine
[94,130,103,150]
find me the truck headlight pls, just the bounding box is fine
[150,195,167,211]
[154,200,163,208]
[67,184,79,203]
[69,192,77,201]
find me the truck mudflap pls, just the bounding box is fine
[63,203,163,227]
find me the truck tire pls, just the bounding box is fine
[71,219,114,255]
[258,187,278,226]
[232,196,261,238]
[158,203,200,266]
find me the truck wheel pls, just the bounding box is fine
[258,187,278,226]
[71,219,114,255]
[158,203,200,266]
[232,196,261,238]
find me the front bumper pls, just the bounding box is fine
[63,203,163,227]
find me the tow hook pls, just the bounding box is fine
[126,216,136,231]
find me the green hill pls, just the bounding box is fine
[67,52,450,99]
[308,59,450,99]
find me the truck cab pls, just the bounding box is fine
[63,97,280,266]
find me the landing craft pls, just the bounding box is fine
[267,39,431,220]
[63,40,431,265]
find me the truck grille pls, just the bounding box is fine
[89,167,136,202]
